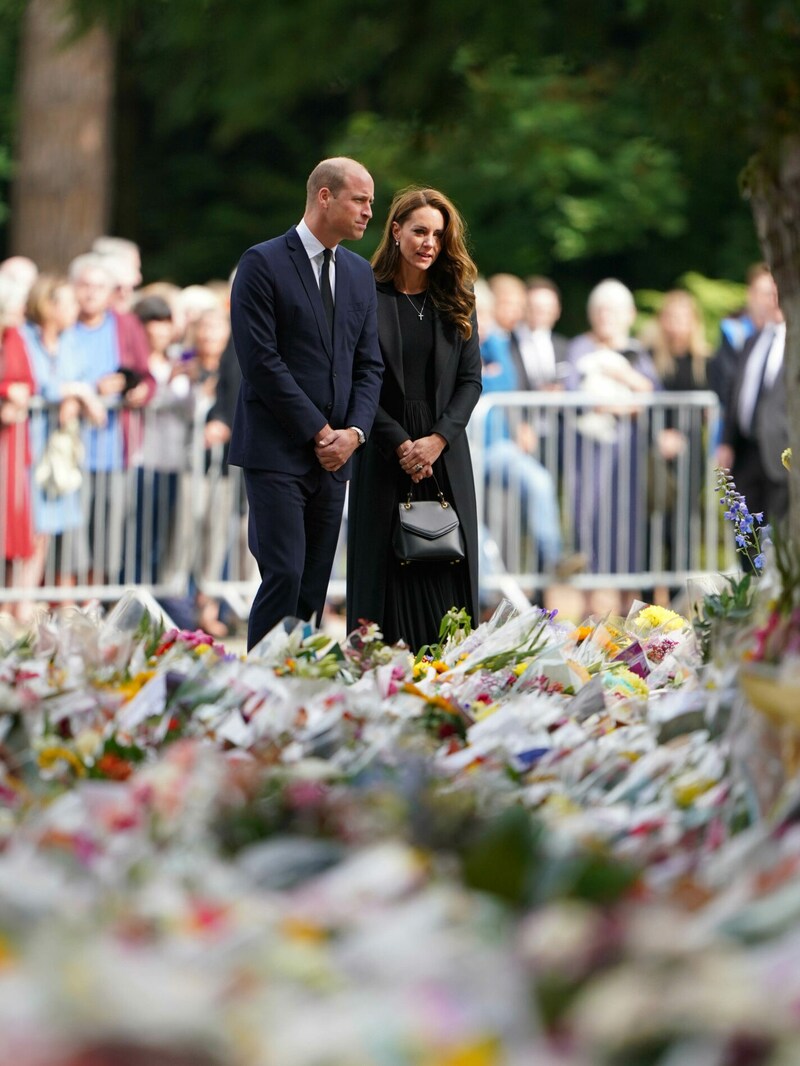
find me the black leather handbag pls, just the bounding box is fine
[392,476,465,565]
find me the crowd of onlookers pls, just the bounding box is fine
[0,237,788,628]
[0,239,241,634]
[474,264,788,612]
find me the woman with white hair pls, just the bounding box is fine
[565,279,659,594]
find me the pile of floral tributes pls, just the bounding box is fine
[1,541,800,1065]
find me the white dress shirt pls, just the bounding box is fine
[518,326,557,386]
[737,322,785,433]
[296,218,337,305]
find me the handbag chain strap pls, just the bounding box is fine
[403,472,449,511]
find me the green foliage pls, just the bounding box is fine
[680,272,749,328]
[339,61,686,275]
[461,805,542,906]
[415,606,473,663]
[692,572,755,665]
[631,0,800,152]
[460,803,639,909]
[4,0,794,292]
[50,0,756,286]
[0,0,24,221]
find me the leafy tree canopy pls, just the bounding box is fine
[9,0,799,300]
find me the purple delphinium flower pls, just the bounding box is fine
[716,468,765,573]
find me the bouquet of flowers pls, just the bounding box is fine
[691,468,766,665]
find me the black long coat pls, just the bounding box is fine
[346,283,483,635]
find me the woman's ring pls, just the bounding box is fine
[414,463,423,471]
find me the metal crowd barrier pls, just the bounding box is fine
[470,390,735,599]
[0,392,735,618]
[0,400,254,615]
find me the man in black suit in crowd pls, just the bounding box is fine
[717,269,789,538]
[516,275,570,388]
[229,157,384,649]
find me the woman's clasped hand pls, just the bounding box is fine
[397,433,445,481]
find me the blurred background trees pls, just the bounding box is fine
[0,1,796,326]
[0,1,772,298]
[2,0,800,528]
[11,0,113,269]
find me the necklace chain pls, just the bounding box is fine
[403,289,428,320]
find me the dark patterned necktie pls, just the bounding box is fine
[320,247,334,338]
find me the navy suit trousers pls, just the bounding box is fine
[243,466,346,650]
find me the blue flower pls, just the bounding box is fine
[754,553,765,571]
[716,467,765,572]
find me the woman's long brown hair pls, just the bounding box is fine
[646,289,710,386]
[372,187,477,339]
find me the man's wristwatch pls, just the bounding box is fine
[348,426,366,446]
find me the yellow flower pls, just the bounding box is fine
[403,681,427,697]
[635,605,686,633]
[280,916,329,943]
[423,1037,501,1066]
[542,793,581,816]
[414,659,450,678]
[673,777,715,807]
[604,668,649,700]
[116,670,156,702]
[401,682,461,716]
[782,447,792,470]
[570,624,621,657]
[37,745,86,777]
[0,934,14,969]
[570,625,593,643]
[473,700,500,721]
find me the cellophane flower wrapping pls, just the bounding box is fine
[0,589,800,1064]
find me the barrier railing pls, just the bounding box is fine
[470,390,735,598]
[0,392,735,617]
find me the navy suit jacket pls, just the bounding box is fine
[228,226,383,481]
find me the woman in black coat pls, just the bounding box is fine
[346,187,482,649]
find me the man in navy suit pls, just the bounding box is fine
[718,272,788,543]
[229,157,383,649]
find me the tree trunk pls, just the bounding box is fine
[10,0,114,272]
[746,134,800,544]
